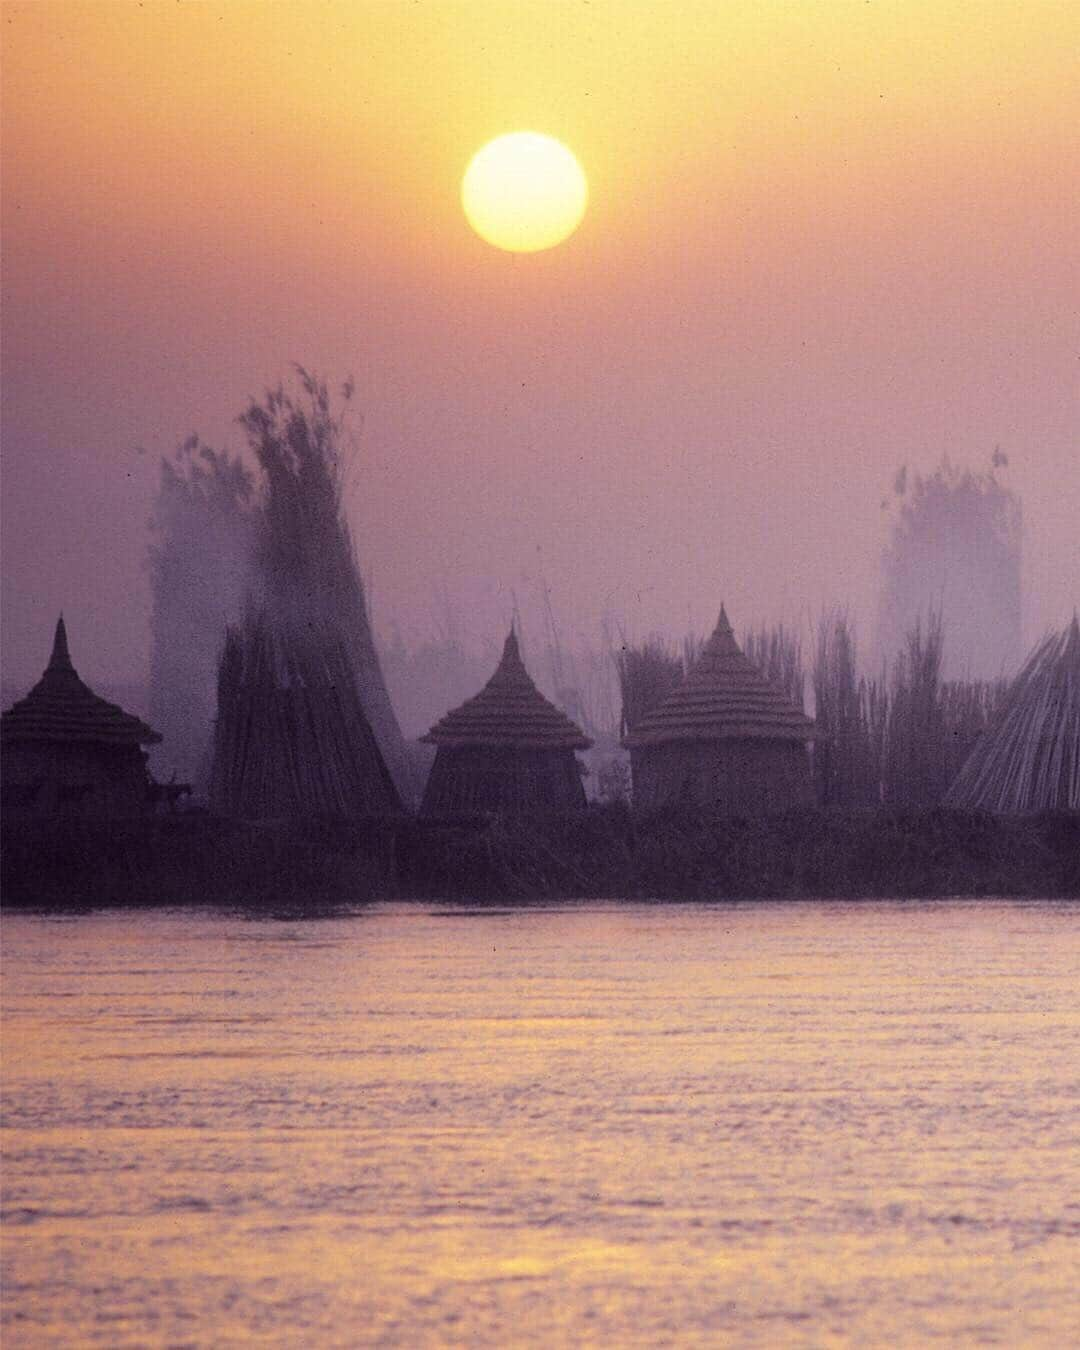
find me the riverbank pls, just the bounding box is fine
[2,806,1077,909]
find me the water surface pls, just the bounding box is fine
[3,901,1079,1346]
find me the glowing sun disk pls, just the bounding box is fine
[462,132,588,253]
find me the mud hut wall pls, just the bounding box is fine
[630,738,814,816]
[421,745,587,817]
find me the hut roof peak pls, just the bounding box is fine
[422,628,591,750]
[624,603,816,747]
[48,615,74,673]
[2,618,160,747]
[497,626,523,669]
[697,605,739,663]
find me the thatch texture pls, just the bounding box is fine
[209,613,403,820]
[625,607,817,816]
[3,619,159,749]
[2,618,159,818]
[420,631,591,816]
[945,616,1080,812]
[626,608,817,748]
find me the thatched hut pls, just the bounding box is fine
[945,615,1080,812]
[2,617,160,818]
[420,630,591,816]
[624,606,817,815]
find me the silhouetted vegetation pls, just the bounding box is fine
[811,611,1008,809]
[6,804,1076,910]
[0,815,388,911]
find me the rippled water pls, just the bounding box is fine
[3,900,1079,1347]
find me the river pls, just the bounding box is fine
[2,900,1078,1346]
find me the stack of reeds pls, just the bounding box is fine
[240,371,417,806]
[939,676,1010,792]
[946,616,1080,812]
[210,612,402,819]
[209,371,413,818]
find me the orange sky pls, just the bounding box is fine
[2,0,1078,684]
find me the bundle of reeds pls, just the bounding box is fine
[945,616,1080,812]
[939,676,1009,791]
[210,611,402,819]
[239,371,417,806]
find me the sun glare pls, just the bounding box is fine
[462,132,588,253]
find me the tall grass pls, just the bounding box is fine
[743,623,805,711]
[812,610,1008,808]
[615,637,683,739]
[812,613,881,806]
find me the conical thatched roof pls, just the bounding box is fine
[421,630,591,750]
[624,607,816,747]
[2,617,161,747]
[946,614,1080,812]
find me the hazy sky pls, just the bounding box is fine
[3,0,1077,687]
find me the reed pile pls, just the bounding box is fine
[210,614,401,818]
[946,616,1080,812]
[240,371,416,804]
[209,372,413,818]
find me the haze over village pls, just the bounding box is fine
[2,1,1077,704]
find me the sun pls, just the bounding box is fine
[462,132,588,253]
